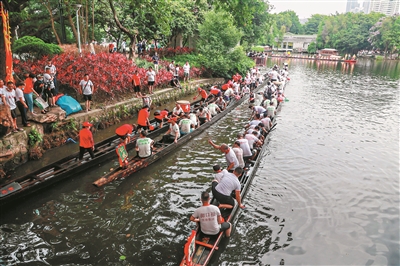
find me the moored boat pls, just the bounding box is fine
[93,93,251,187]
[0,100,203,208]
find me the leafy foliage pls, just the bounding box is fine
[307,42,317,53]
[316,12,385,53]
[197,10,254,77]
[369,15,400,55]
[273,11,304,34]
[13,36,63,60]
[28,128,43,147]
[303,14,327,35]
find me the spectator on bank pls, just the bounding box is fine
[146,67,156,95]
[183,61,190,83]
[15,82,30,128]
[79,73,95,112]
[131,70,142,98]
[23,73,40,116]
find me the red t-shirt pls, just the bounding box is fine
[210,88,221,95]
[200,89,208,99]
[137,108,149,126]
[155,110,168,120]
[132,74,141,86]
[24,78,34,94]
[221,84,229,91]
[79,128,94,148]
[116,124,134,136]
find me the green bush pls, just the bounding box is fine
[134,57,154,69]
[13,36,62,60]
[251,46,265,52]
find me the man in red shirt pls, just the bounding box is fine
[115,123,136,144]
[154,108,169,128]
[137,105,150,133]
[131,70,142,98]
[193,87,208,102]
[232,73,242,83]
[79,121,95,160]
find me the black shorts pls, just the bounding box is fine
[212,181,235,207]
[43,88,53,98]
[155,118,165,123]
[148,81,154,86]
[83,94,92,101]
[10,108,17,119]
[134,85,141,93]
[137,124,149,131]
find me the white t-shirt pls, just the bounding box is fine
[15,87,25,102]
[193,205,221,235]
[208,103,219,116]
[233,147,245,168]
[0,87,4,105]
[237,139,252,157]
[43,73,55,88]
[225,148,239,169]
[183,64,190,73]
[215,172,241,196]
[224,88,234,97]
[215,169,228,182]
[245,133,259,148]
[3,89,16,110]
[169,123,180,138]
[179,118,192,133]
[79,79,94,95]
[261,117,271,129]
[173,106,183,116]
[267,105,276,118]
[136,137,153,157]
[146,70,156,82]
[189,113,197,125]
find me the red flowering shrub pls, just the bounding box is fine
[13,52,179,97]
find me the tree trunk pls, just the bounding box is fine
[108,0,138,58]
[84,1,89,45]
[92,0,95,40]
[41,0,62,45]
[64,1,79,47]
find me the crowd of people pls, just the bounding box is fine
[188,63,289,240]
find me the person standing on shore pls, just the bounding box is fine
[152,52,159,73]
[78,121,95,161]
[132,70,142,98]
[15,82,30,128]
[79,74,95,112]
[146,67,156,94]
[183,61,190,83]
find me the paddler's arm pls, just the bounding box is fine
[235,190,245,209]
[226,161,235,171]
[190,215,200,223]
[208,139,220,149]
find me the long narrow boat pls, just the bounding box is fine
[180,77,288,266]
[0,101,202,208]
[92,94,249,187]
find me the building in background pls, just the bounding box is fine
[346,0,361,12]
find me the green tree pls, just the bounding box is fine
[13,36,62,60]
[369,15,400,56]
[273,10,304,34]
[197,10,253,77]
[304,14,326,35]
[307,42,317,53]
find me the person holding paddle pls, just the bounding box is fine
[115,124,136,145]
[137,105,150,133]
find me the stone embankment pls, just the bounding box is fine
[0,78,224,177]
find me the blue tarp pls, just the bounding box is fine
[56,95,82,116]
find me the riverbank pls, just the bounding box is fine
[0,77,224,177]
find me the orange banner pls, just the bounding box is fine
[1,2,13,83]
